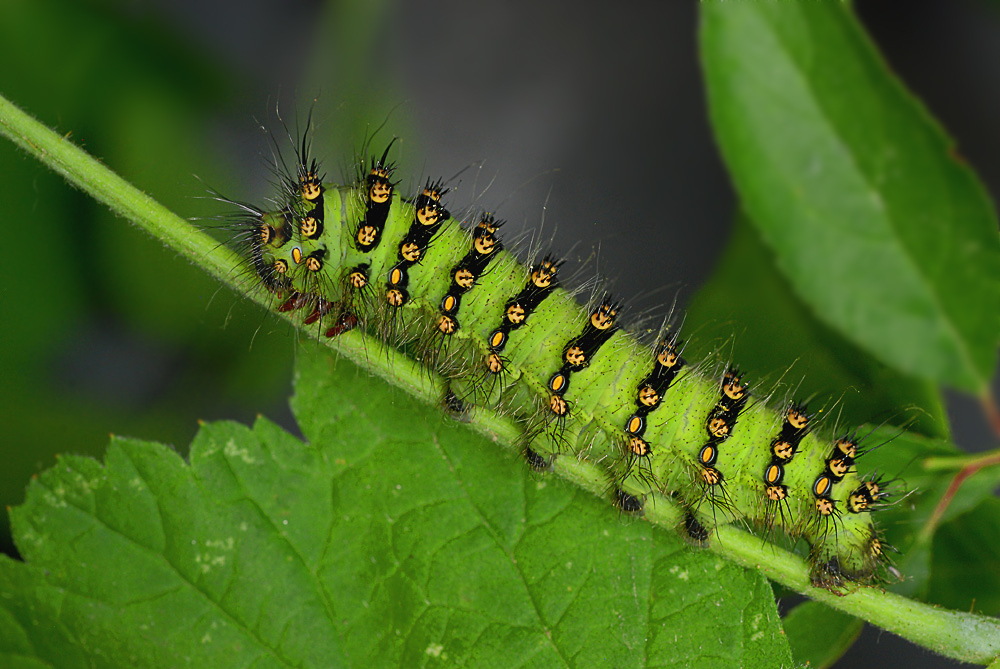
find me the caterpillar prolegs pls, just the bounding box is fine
[228,135,893,591]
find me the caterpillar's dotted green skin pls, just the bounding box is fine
[238,149,890,591]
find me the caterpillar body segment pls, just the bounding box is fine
[242,168,886,590]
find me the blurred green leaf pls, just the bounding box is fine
[0,0,293,552]
[862,429,1000,599]
[701,1,1000,393]
[928,497,1000,616]
[783,601,863,669]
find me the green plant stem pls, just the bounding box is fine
[923,448,1000,473]
[2,92,999,666]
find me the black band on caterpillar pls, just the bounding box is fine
[485,256,562,376]
[546,297,620,419]
[615,488,644,515]
[761,403,812,530]
[622,338,685,484]
[435,214,504,336]
[354,143,396,253]
[385,180,448,309]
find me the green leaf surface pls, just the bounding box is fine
[0,344,792,667]
[783,601,863,669]
[701,1,1000,393]
[685,210,949,439]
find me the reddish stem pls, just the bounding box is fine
[922,449,1000,540]
[981,391,1000,440]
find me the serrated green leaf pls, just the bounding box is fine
[701,1,1000,393]
[0,344,792,667]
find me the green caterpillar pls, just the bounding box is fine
[226,135,891,591]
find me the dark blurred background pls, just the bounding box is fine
[0,1,997,667]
